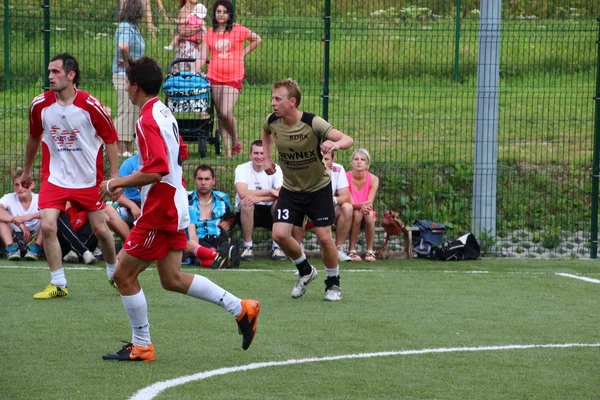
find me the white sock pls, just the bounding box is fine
[272,243,280,250]
[106,260,118,280]
[50,268,67,288]
[186,275,242,317]
[243,241,253,248]
[121,289,151,347]
[292,253,307,265]
[325,265,339,277]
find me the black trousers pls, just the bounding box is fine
[57,213,98,257]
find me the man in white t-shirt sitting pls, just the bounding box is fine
[0,170,43,260]
[291,150,353,261]
[234,139,286,261]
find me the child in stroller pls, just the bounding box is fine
[163,58,221,157]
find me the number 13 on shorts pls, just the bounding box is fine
[277,209,290,220]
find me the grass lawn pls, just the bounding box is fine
[1,258,598,399]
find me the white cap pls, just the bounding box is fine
[193,3,207,18]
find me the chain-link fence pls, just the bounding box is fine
[1,0,599,258]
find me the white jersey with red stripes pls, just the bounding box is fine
[135,97,190,232]
[29,89,118,189]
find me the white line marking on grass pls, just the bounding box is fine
[556,273,600,283]
[444,270,489,274]
[3,265,600,277]
[129,342,600,400]
[0,265,103,271]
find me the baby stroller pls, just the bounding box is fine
[162,58,221,157]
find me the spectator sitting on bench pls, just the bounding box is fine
[59,202,98,264]
[187,164,239,268]
[234,139,286,261]
[0,170,43,260]
[291,150,353,262]
[347,148,380,262]
[104,154,141,243]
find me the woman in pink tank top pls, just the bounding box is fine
[346,149,380,262]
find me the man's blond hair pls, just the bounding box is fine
[273,79,302,107]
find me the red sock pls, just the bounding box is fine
[194,244,217,260]
[200,259,213,268]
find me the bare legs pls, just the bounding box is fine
[212,85,240,156]
[39,208,63,272]
[348,209,376,254]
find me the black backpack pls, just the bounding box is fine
[435,233,480,261]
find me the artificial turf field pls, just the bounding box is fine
[1,258,598,399]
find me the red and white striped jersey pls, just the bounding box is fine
[29,90,118,188]
[135,97,190,232]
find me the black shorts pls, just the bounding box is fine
[275,185,335,227]
[237,204,274,230]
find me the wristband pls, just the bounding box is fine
[106,179,115,195]
[333,197,338,205]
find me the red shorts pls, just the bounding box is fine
[39,181,104,212]
[209,78,243,93]
[123,226,187,260]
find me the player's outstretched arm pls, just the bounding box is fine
[100,171,162,201]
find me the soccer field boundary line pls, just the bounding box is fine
[129,342,600,400]
[1,264,600,277]
[555,272,600,283]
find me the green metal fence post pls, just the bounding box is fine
[322,0,331,121]
[42,0,50,91]
[590,18,600,259]
[3,0,10,90]
[453,0,462,82]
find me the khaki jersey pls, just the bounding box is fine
[263,112,332,192]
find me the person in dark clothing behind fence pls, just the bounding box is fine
[59,203,98,265]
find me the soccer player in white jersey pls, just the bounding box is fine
[100,56,260,362]
[22,53,121,299]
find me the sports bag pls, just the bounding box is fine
[435,233,480,261]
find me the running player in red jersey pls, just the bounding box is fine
[100,56,259,362]
[23,53,121,299]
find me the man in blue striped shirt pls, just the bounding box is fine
[187,164,239,267]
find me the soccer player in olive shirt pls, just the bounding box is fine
[262,79,353,301]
